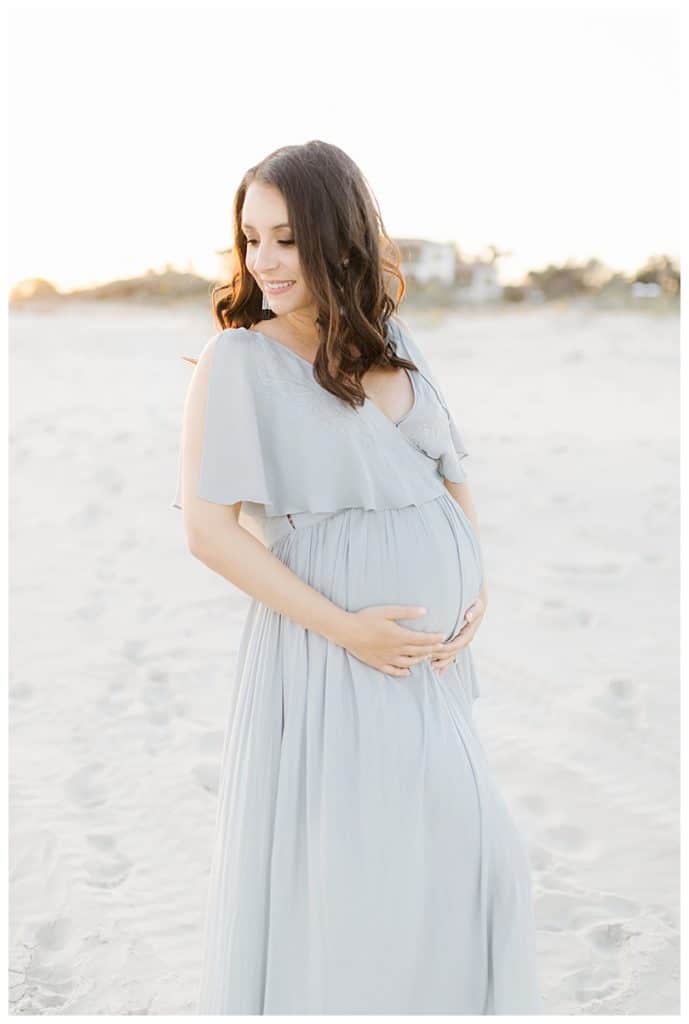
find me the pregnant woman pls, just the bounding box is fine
[172,140,541,1014]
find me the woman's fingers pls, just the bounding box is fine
[430,624,478,671]
[400,639,449,656]
[388,608,487,678]
[387,655,427,670]
[442,618,479,651]
[402,628,447,646]
[399,648,436,662]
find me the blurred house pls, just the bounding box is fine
[394,238,457,286]
[631,281,662,298]
[455,256,503,303]
[394,237,504,303]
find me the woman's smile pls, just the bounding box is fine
[263,280,295,293]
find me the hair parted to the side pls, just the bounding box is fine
[201,139,416,410]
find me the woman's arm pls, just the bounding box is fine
[178,338,355,647]
[191,514,354,646]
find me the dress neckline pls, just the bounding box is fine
[245,326,316,368]
[243,326,417,430]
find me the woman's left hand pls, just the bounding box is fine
[431,589,487,676]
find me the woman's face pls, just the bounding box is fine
[241,181,314,317]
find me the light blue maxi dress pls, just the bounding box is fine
[172,316,541,1014]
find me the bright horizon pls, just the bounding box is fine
[9,6,679,292]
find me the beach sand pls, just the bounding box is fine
[9,301,679,1014]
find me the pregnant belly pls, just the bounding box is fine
[273,491,484,644]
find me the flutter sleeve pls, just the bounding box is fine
[437,412,469,483]
[170,330,272,510]
[391,316,470,483]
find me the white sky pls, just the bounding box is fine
[8,4,680,290]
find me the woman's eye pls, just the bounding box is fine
[245,239,294,246]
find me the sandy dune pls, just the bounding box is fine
[9,301,679,1014]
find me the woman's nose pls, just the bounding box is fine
[253,245,279,272]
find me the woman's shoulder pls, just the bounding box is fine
[190,317,420,370]
[213,325,255,350]
[202,325,261,366]
[179,325,255,368]
[387,314,426,363]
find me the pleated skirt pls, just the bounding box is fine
[197,490,541,1014]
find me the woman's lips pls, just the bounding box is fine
[264,280,295,293]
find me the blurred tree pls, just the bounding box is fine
[633,254,680,295]
[581,258,613,291]
[526,258,619,299]
[526,261,588,299]
[9,278,59,303]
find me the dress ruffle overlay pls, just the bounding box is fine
[171,317,542,1014]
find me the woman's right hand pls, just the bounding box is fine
[339,605,447,677]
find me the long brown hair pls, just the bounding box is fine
[202,140,417,409]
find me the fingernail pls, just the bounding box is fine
[466,611,473,621]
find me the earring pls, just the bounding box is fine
[261,289,271,311]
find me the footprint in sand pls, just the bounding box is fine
[566,963,622,1006]
[10,681,33,702]
[587,919,641,954]
[35,916,72,952]
[608,678,636,701]
[11,912,80,1012]
[84,833,132,889]
[537,889,643,1010]
[122,638,147,663]
[590,678,639,723]
[64,763,107,808]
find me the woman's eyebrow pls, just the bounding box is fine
[241,222,291,231]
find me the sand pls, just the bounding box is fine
[9,301,679,1014]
